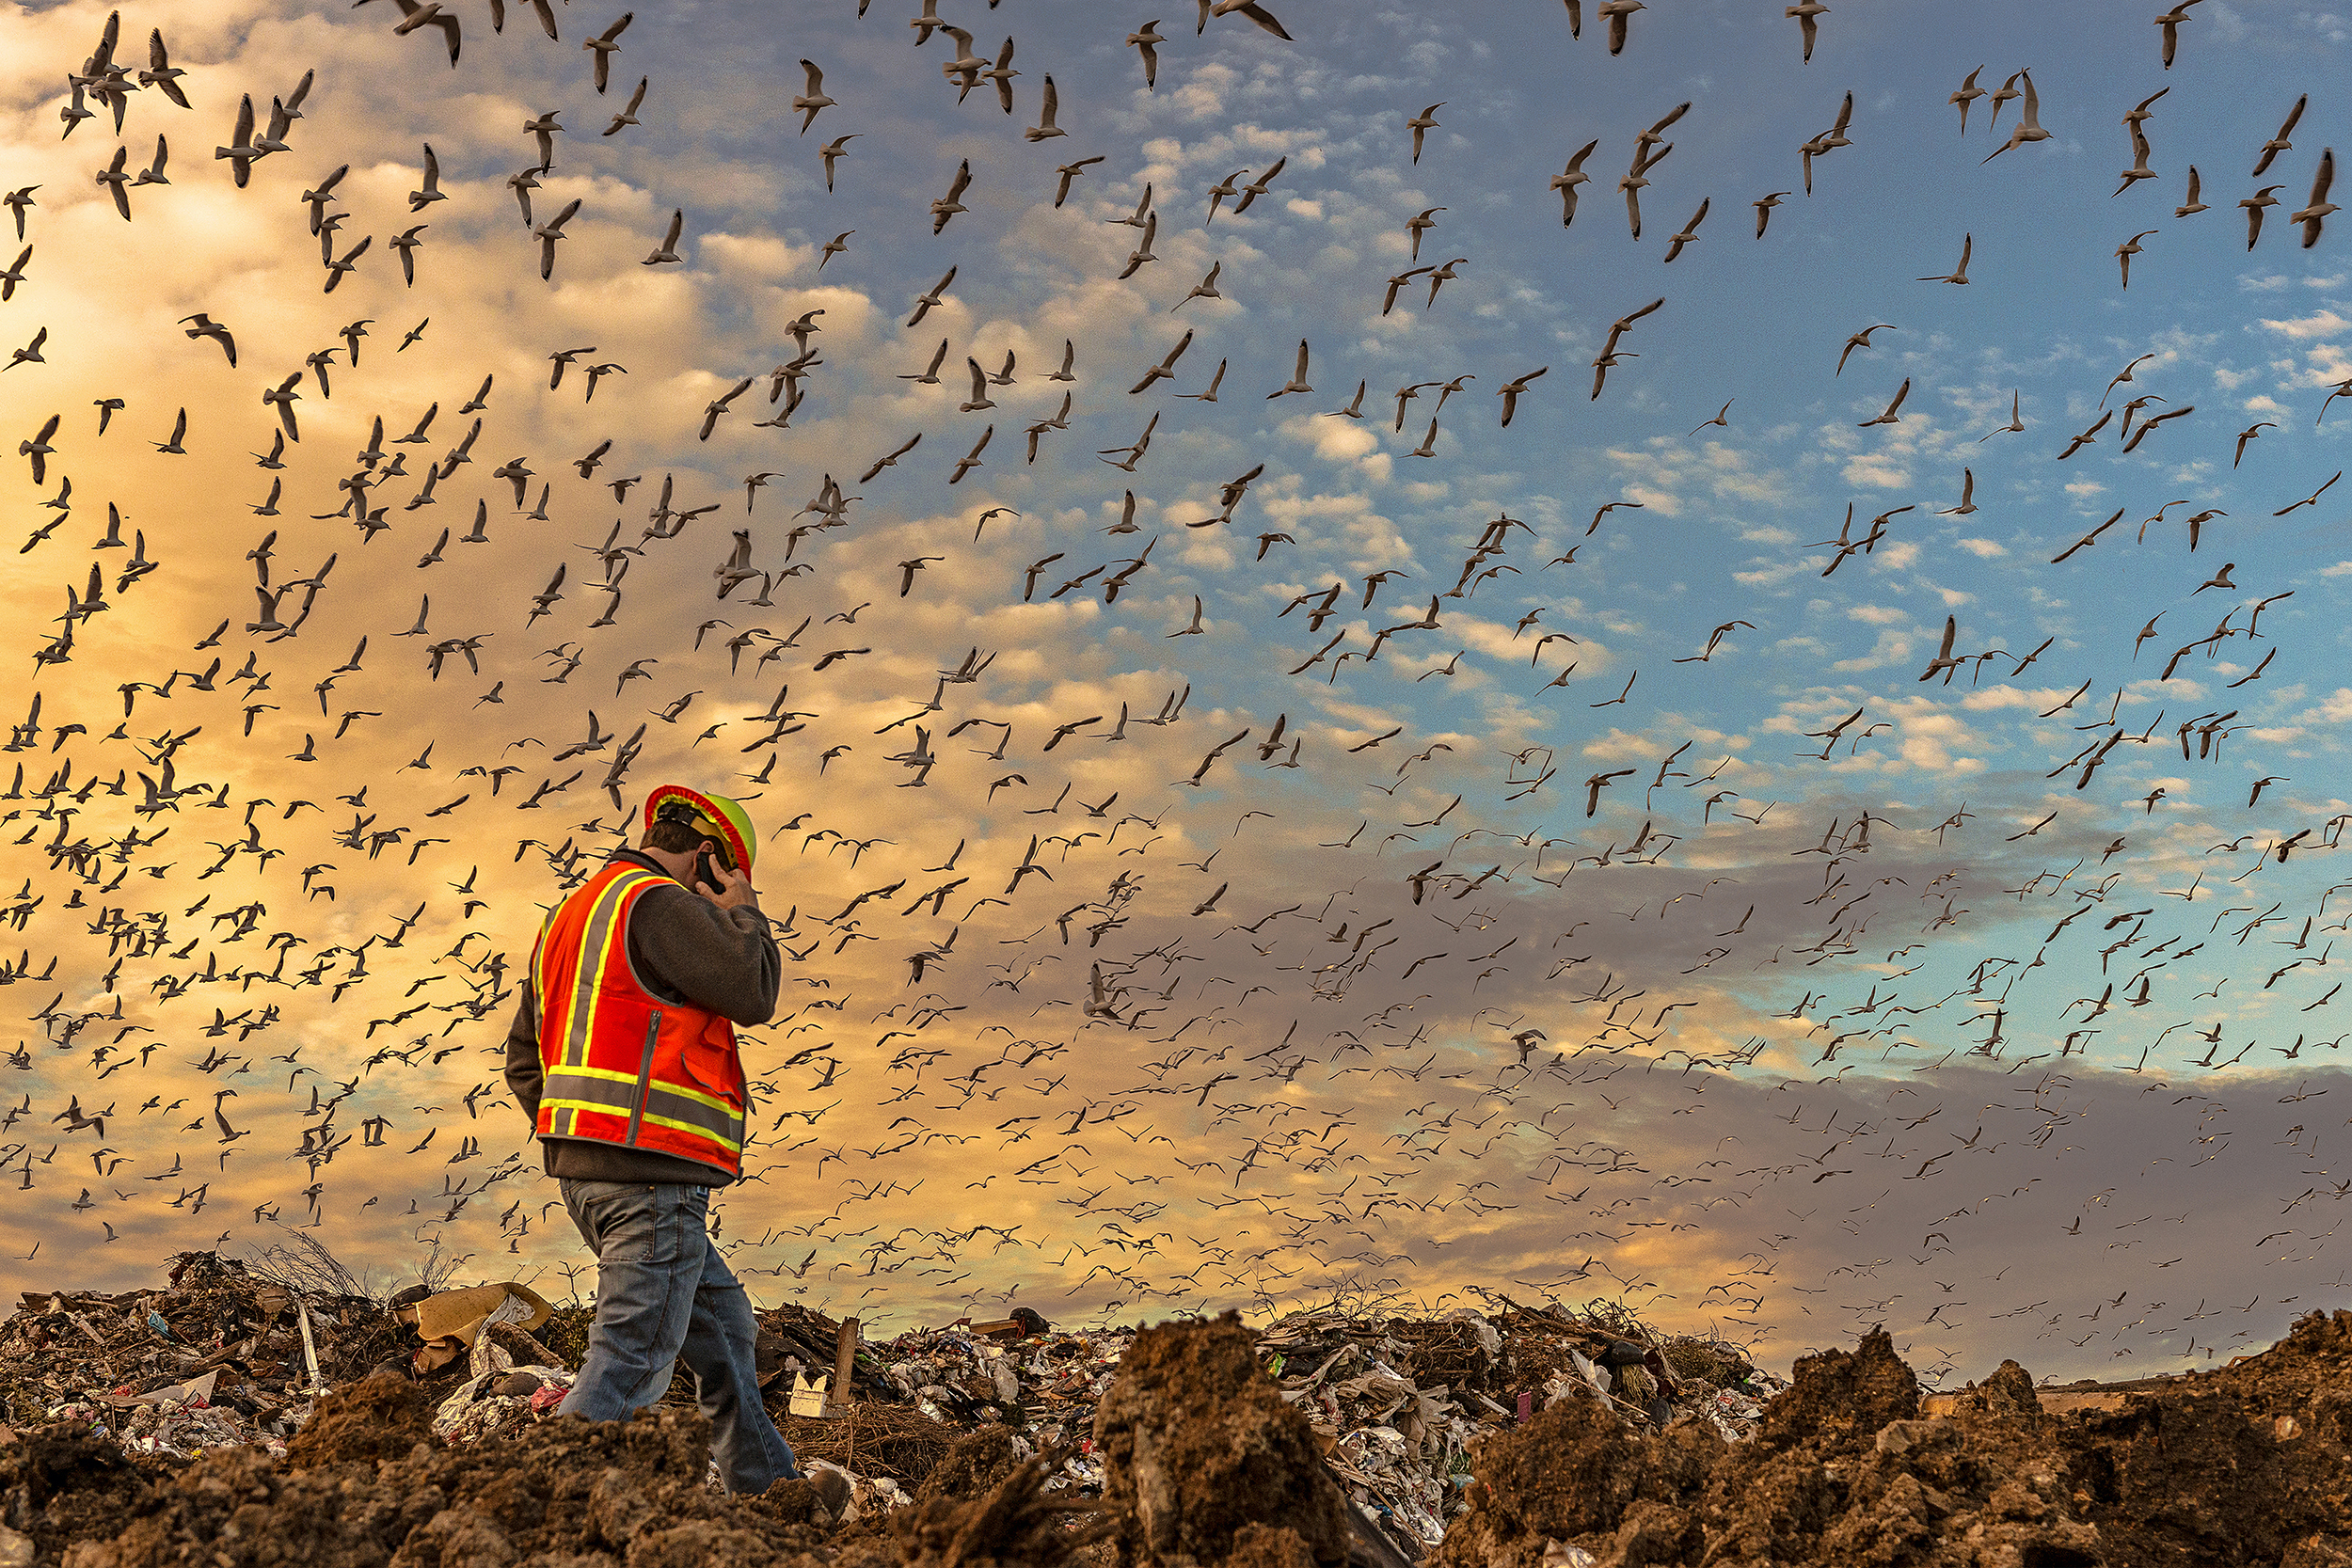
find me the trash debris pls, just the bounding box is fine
[390,1280,556,1375]
[8,1252,2352,1568]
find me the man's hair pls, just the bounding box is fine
[644,816,730,866]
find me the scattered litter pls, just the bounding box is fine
[8,1254,2352,1568]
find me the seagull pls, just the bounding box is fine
[1266,340,1311,398]
[390,0,463,67]
[2291,150,2337,248]
[1836,324,1894,375]
[1025,76,1067,141]
[584,12,632,93]
[931,160,972,234]
[1787,2,1829,61]
[140,28,193,108]
[1550,140,1599,226]
[2252,94,2306,178]
[1949,66,1986,134]
[1599,0,1643,55]
[1497,367,1548,427]
[409,143,446,212]
[215,94,261,187]
[642,208,683,265]
[1055,156,1105,207]
[8,325,49,369]
[1128,20,1165,88]
[390,225,428,286]
[532,198,582,279]
[1406,103,1444,164]
[794,59,835,135]
[1917,232,1971,283]
[2156,0,2204,69]
[130,134,169,189]
[603,76,649,135]
[262,372,302,441]
[1128,330,1193,394]
[2176,165,2207,216]
[2242,184,2283,250]
[1199,0,1293,40]
[2110,227,2155,287]
[1857,378,1909,427]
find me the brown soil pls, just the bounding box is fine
[0,1426,166,1568]
[912,1427,1024,1508]
[62,1407,838,1568]
[1091,1313,1348,1568]
[279,1373,440,1468]
[891,1456,1109,1568]
[15,1310,2352,1568]
[1437,1311,2352,1568]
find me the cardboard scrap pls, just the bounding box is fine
[394,1282,554,1374]
[787,1369,832,1418]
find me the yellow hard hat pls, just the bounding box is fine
[644,784,756,873]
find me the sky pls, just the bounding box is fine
[1,0,2351,1386]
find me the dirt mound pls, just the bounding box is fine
[1091,1313,1347,1568]
[912,1427,1025,1509]
[0,1426,162,1568]
[1433,1389,1722,1568]
[17,1306,2352,1568]
[62,1407,834,1568]
[1752,1326,1923,1454]
[2065,1307,2352,1567]
[280,1373,440,1468]
[1434,1310,2352,1568]
[890,1456,1108,1568]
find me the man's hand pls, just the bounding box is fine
[698,861,759,911]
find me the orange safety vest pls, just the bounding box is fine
[531,862,748,1179]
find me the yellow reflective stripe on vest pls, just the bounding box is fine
[637,1108,743,1153]
[556,869,666,1069]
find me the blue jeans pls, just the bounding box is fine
[555,1179,798,1494]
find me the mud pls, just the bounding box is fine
[9,1309,2352,1568]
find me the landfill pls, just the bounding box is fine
[1,1252,2349,1567]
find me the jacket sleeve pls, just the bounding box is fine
[503,986,545,1127]
[628,883,783,1025]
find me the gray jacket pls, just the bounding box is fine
[504,847,782,1186]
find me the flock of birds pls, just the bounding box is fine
[1,0,2350,1378]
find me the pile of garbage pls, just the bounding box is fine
[0,1253,401,1458]
[8,1253,2352,1566]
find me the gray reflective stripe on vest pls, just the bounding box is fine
[542,1069,744,1151]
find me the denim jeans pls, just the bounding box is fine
[555,1179,798,1494]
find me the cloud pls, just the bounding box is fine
[2257,309,2349,341]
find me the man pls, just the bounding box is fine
[504,784,798,1494]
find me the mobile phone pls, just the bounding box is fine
[693,849,720,893]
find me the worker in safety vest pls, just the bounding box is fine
[503,784,799,1494]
